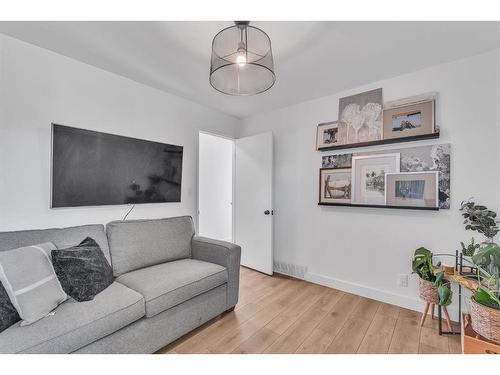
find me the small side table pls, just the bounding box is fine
[437,271,479,336]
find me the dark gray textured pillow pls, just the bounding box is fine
[0,281,20,333]
[51,237,114,302]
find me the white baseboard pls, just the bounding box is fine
[273,261,307,279]
[303,271,460,322]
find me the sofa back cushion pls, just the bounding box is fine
[0,225,111,264]
[106,216,195,277]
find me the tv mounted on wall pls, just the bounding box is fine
[51,124,183,208]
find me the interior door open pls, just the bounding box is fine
[234,132,273,275]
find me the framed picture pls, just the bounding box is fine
[338,88,383,144]
[356,143,450,209]
[322,153,352,168]
[385,171,439,208]
[384,92,437,109]
[399,144,449,208]
[316,121,341,149]
[383,99,435,140]
[319,168,352,204]
[351,153,400,205]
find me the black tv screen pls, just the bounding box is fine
[51,124,183,208]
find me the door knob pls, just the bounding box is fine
[264,210,270,215]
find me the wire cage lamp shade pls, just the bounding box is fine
[210,22,275,96]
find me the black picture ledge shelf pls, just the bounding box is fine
[317,132,440,152]
[318,202,439,211]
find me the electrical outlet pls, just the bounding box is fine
[397,274,409,287]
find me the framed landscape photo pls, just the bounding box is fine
[316,121,342,150]
[351,153,400,205]
[385,171,439,208]
[382,99,435,140]
[319,168,352,204]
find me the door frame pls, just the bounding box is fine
[197,130,235,242]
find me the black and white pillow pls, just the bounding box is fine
[51,237,114,302]
[0,281,20,333]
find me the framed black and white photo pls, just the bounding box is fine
[351,153,400,205]
[385,171,439,208]
[321,153,352,168]
[383,95,436,139]
[316,121,342,150]
[319,168,352,204]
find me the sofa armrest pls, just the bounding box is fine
[191,236,241,309]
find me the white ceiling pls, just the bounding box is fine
[1,21,500,118]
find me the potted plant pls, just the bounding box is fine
[461,237,480,258]
[460,238,480,274]
[469,243,500,343]
[412,247,453,329]
[460,200,499,245]
[459,200,499,342]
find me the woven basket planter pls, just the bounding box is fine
[419,278,439,304]
[470,297,500,344]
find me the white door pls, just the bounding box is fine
[234,132,273,275]
[198,132,233,242]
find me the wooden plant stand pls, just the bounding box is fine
[432,265,480,336]
[462,314,500,354]
[420,302,453,332]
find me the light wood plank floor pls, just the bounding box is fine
[158,267,461,354]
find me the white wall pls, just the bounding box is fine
[0,34,240,231]
[240,49,500,316]
[198,132,233,242]
[2,32,499,317]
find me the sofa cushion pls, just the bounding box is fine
[106,216,195,276]
[0,224,111,264]
[116,258,227,318]
[0,282,145,354]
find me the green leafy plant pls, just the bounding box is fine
[460,200,499,240]
[472,243,500,271]
[412,247,452,306]
[434,271,452,306]
[412,247,435,281]
[471,243,500,310]
[460,238,480,257]
[474,287,500,309]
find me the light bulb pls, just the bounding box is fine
[236,51,247,66]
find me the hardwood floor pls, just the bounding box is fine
[158,267,461,354]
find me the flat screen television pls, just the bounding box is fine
[51,124,183,208]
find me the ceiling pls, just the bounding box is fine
[1,21,500,118]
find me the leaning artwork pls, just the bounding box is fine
[338,88,383,144]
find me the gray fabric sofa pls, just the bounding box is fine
[0,216,241,354]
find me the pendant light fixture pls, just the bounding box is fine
[210,21,275,96]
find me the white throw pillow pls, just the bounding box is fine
[0,242,67,325]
